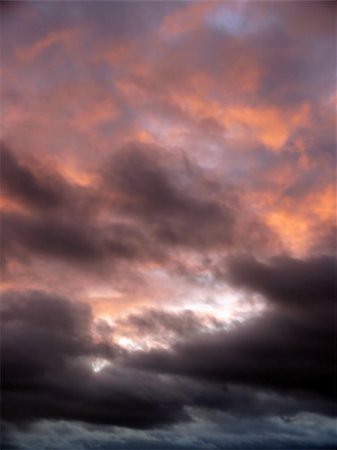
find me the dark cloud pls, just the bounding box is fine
[0,1,24,15]
[1,211,164,272]
[1,289,92,334]
[1,212,103,264]
[3,288,334,435]
[104,143,235,250]
[0,145,163,271]
[4,412,337,450]
[116,308,222,346]
[103,142,276,255]
[1,141,277,279]
[126,309,335,407]
[0,423,19,450]
[1,291,114,392]
[226,254,336,310]
[126,255,336,410]
[0,291,258,430]
[0,144,65,210]
[0,290,188,429]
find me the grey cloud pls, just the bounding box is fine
[126,255,336,408]
[1,144,65,210]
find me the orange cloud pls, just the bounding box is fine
[70,98,119,131]
[171,88,310,151]
[16,28,81,63]
[56,162,97,187]
[159,1,215,38]
[255,182,336,256]
[0,195,29,214]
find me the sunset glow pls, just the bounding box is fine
[1,1,336,449]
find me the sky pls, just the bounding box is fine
[0,1,336,449]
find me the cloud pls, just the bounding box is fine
[101,142,278,257]
[1,291,115,388]
[4,413,337,450]
[0,145,164,271]
[103,143,235,250]
[1,141,277,283]
[1,290,188,428]
[0,143,65,210]
[226,254,336,310]
[3,287,334,434]
[115,307,223,349]
[126,255,336,409]
[118,308,204,337]
[1,1,336,447]
[2,212,103,264]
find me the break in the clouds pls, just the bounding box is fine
[1,1,336,449]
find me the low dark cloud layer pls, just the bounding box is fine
[1,291,115,395]
[2,279,335,434]
[127,255,336,409]
[1,291,189,428]
[226,254,336,310]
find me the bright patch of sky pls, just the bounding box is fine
[207,5,273,36]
